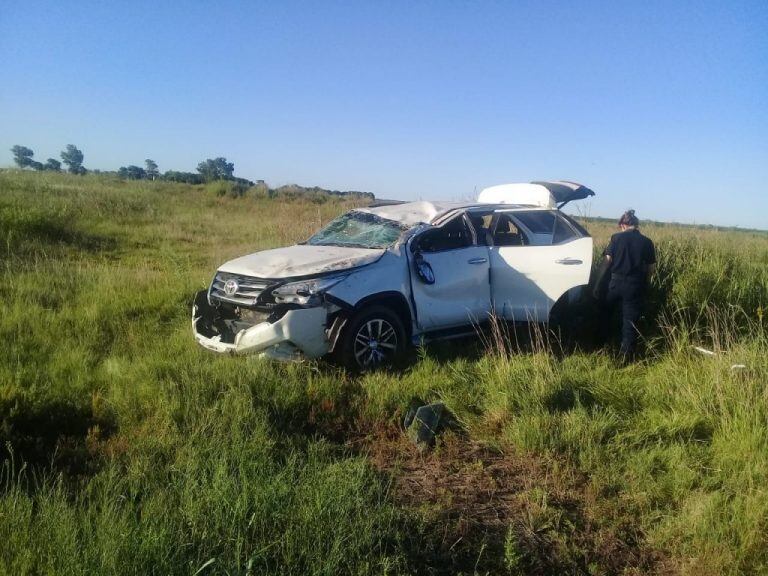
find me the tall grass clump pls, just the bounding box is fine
[587,218,767,335]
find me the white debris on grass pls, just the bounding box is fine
[691,346,748,371]
[692,346,716,356]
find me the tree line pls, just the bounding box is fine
[11,144,82,174]
[10,144,252,185]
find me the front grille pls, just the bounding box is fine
[210,272,272,307]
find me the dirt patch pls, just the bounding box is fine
[361,424,674,575]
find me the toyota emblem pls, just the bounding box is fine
[223,279,239,296]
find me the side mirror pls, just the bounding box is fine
[413,251,435,285]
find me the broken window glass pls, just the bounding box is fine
[415,216,473,253]
[307,211,407,249]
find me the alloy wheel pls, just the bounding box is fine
[352,318,398,368]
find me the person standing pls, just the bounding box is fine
[602,210,656,361]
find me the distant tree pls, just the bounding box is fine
[163,170,204,184]
[118,165,146,180]
[197,157,234,182]
[28,161,44,171]
[61,144,85,174]
[145,159,159,180]
[129,165,146,179]
[11,145,35,169]
[44,158,61,171]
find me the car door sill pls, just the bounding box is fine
[414,319,548,346]
[414,324,479,345]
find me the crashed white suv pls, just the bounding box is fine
[193,181,595,369]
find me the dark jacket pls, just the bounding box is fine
[605,228,656,281]
[593,228,656,300]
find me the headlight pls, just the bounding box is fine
[272,274,348,305]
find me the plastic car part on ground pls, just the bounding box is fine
[404,399,459,451]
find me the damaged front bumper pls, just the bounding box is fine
[192,290,332,360]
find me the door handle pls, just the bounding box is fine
[556,258,583,265]
[468,257,488,264]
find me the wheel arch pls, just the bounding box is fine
[326,291,414,353]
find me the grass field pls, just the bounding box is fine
[1,170,766,575]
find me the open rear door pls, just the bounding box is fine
[489,211,592,322]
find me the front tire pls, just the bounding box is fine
[337,305,407,371]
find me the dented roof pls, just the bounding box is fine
[359,181,596,226]
[360,201,467,227]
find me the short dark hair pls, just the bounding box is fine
[619,209,639,227]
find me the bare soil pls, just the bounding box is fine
[362,424,675,575]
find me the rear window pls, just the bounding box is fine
[559,213,590,237]
[514,211,556,235]
[553,214,579,244]
[493,214,529,246]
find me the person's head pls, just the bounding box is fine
[618,209,639,230]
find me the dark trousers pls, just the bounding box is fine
[603,276,646,357]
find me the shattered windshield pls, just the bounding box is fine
[307,211,408,249]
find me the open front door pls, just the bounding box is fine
[489,211,592,322]
[409,214,491,331]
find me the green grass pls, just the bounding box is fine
[1,170,766,575]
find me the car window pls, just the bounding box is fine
[553,213,579,244]
[307,210,407,248]
[416,215,473,253]
[559,212,590,237]
[467,211,495,245]
[492,213,529,247]
[513,211,556,236]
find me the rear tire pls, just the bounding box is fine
[337,305,407,371]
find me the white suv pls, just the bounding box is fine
[193,181,595,369]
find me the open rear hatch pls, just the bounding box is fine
[478,181,595,209]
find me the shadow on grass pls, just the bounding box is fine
[0,397,116,484]
[259,375,367,445]
[545,383,596,414]
[27,219,117,252]
[2,213,118,258]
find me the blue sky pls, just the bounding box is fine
[1,1,766,228]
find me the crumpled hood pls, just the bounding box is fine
[218,244,386,279]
